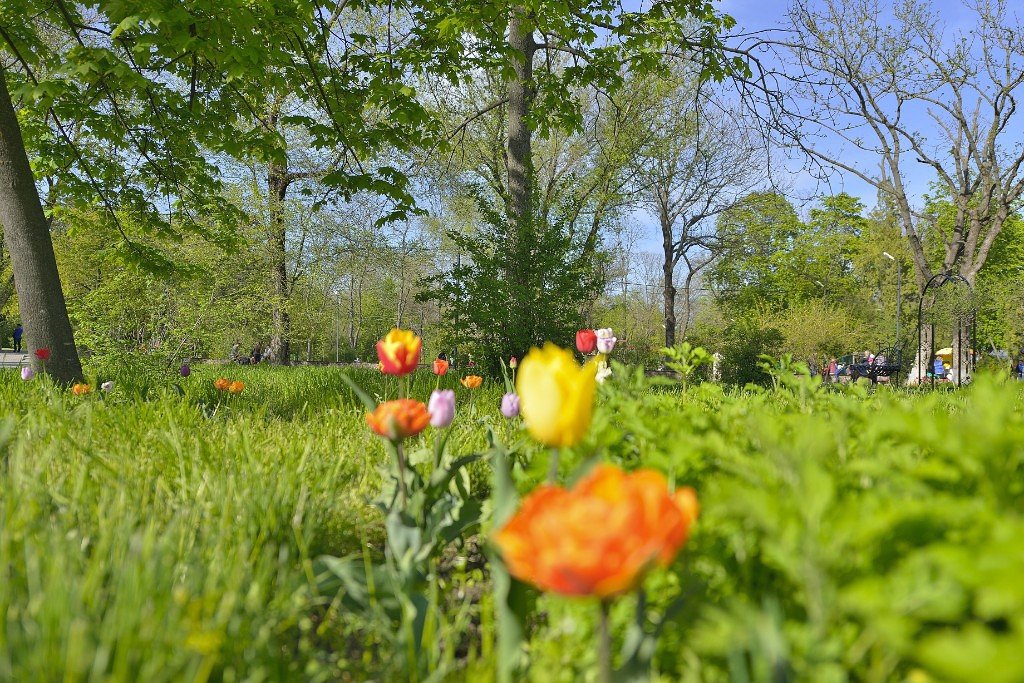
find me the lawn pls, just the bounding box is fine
[1,360,1022,681]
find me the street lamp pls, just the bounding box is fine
[883,252,901,347]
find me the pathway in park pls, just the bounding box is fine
[0,350,29,369]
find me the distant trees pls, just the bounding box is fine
[784,0,1024,380]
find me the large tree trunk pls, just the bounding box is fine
[505,5,537,350]
[267,160,290,365]
[0,67,82,382]
[506,5,535,234]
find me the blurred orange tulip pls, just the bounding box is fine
[214,378,230,391]
[494,465,698,598]
[366,398,431,441]
[460,375,483,389]
[433,358,449,375]
[71,383,91,396]
[377,329,422,376]
[228,380,245,394]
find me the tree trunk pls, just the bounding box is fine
[0,67,83,382]
[505,5,537,350]
[662,261,677,348]
[506,5,535,235]
[267,161,290,365]
[659,202,677,348]
[906,320,933,386]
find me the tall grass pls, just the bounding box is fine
[0,364,508,680]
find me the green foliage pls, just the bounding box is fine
[3,363,1024,680]
[660,342,712,389]
[419,192,603,371]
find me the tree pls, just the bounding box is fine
[0,68,81,379]
[630,72,765,345]
[1,1,440,378]
[785,0,1024,380]
[710,192,806,311]
[415,0,745,353]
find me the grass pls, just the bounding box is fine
[1,361,1023,681]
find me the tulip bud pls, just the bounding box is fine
[21,366,34,381]
[509,356,518,369]
[596,328,617,354]
[428,389,456,428]
[500,392,520,418]
[575,329,597,354]
[180,364,191,377]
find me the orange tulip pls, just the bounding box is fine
[228,380,245,394]
[461,375,483,389]
[494,465,698,599]
[366,398,431,441]
[376,328,422,376]
[71,383,91,395]
[214,377,230,391]
[433,358,449,375]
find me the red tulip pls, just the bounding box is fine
[575,329,597,354]
[34,348,51,361]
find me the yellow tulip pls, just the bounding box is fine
[516,343,597,448]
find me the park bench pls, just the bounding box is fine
[847,346,903,385]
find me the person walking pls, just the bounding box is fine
[12,324,23,352]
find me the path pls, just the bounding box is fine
[0,350,29,369]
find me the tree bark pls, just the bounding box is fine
[267,160,291,365]
[0,67,83,382]
[662,245,677,348]
[506,5,535,235]
[659,191,677,348]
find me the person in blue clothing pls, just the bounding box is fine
[12,324,23,352]
[932,354,945,380]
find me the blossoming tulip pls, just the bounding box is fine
[71,383,91,396]
[101,381,114,392]
[366,398,431,441]
[494,465,699,598]
[517,343,597,448]
[461,375,483,389]
[596,328,617,354]
[214,377,230,391]
[428,390,456,427]
[228,380,245,394]
[433,358,449,375]
[180,364,191,377]
[500,392,520,418]
[21,367,34,381]
[376,328,422,376]
[34,348,50,361]
[575,329,597,354]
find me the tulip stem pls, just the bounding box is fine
[394,441,409,506]
[598,599,612,683]
[546,447,560,483]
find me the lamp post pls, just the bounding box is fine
[883,252,900,347]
